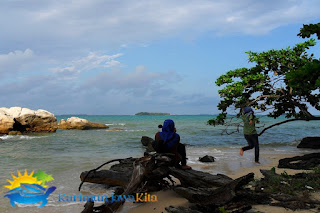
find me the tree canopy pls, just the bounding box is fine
[208,23,320,135]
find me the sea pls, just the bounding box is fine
[0,115,319,212]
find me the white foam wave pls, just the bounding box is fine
[106,129,144,132]
[105,123,126,126]
[0,135,46,140]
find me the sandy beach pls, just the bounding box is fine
[120,153,319,213]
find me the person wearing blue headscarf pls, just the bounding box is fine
[153,119,192,170]
[240,106,260,163]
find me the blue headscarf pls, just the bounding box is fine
[243,106,253,117]
[159,119,179,148]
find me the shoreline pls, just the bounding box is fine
[121,152,318,213]
[1,147,318,213]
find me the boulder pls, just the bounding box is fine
[199,155,215,162]
[58,117,109,130]
[297,137,320,149]
[0,107,58,134]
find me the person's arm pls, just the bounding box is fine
[248,114,254,125]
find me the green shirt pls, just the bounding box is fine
[241,114,258,135]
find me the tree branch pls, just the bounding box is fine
[258,117,320,136]
[248,94,282,106]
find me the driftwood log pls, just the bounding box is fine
[278,153,320,170]
[79,153,257,213]
[79,151,320,212]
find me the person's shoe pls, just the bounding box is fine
[181,165,192,170]
[240,148,243,156]
[255,161,260,164]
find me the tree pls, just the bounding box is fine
[208,23,320,136]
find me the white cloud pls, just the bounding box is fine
[50,52,123,74]
[1,0,319,54]
[83,65,181,92]
[0,49,35,75]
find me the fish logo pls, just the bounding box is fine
[3,169,56,208]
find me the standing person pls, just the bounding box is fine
[240,106,260,163]
[153,119,192,170]
[158,124,162,132]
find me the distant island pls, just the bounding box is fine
[135,112,170,115]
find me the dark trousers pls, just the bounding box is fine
[177,143,187,166]
[242,134,259,162]
[153,141,187,166]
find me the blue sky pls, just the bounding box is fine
[1,0,320,115]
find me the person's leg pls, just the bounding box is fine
[177,143,191,170]
[242,135,254,151]
[252,134,259,162]
[177,143,187,165]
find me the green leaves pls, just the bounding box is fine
[298,23,320,39]
[208,22,320,126]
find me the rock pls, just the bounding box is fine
[199,155,215,162]
[297,137,320,149]
[0,107,58,134]
[8,131,22,135]
[58,117,109,130]
[0,111,15,134]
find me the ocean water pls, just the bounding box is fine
[0,115,319,212]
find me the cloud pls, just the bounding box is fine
[0,64,187,114]
[50,52,123,74]
[1,0,320,55]
[0,49,35,75]
[82,65,181,93]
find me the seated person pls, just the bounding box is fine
[153,119,191,170]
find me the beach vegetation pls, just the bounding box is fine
[218,207,227,213]
[259,171,320,196]
[208,22,320,135]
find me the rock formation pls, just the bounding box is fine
[297,137,320,149]
[58,117,109,130]
[0,107,58,134]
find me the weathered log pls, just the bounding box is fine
[297,137,320,149]
[141,136,154,146]
[168,167,233,188]
[165,206,203,213]
[271,200,315,211]
[223,201,252,213]
[80,170,131,186]
[174,173,254,206]
[79,159,125,191]
[81,155,158,212]
[278,153,320,170]
[79,158,136,190]
[105,156,156,212]
[109,158,136,173]
[141,136,155,152]
[81,199,94,213]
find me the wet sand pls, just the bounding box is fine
[2,151,318,213]
[121,152,319,213]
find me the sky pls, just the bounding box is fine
[1,0,320,115]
